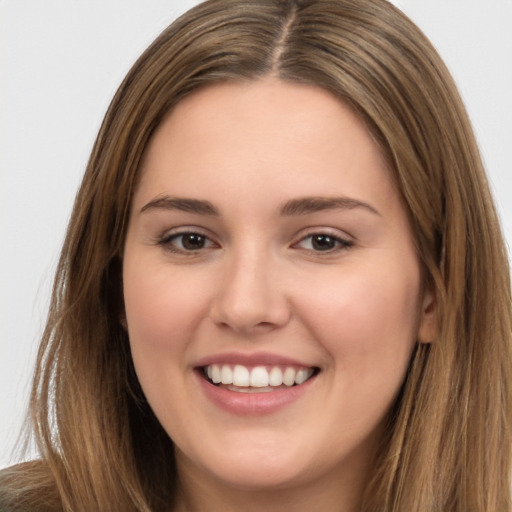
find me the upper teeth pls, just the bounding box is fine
[205,364,314,387]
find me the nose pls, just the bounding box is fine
[209,249,291,334]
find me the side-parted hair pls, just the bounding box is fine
[1,0,511,510]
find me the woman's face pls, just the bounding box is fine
[123,79,435,496]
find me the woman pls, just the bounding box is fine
[1,0,511,510]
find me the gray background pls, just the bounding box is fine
[1,0,511,467]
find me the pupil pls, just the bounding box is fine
[183,234,205,250]
[312,234,335,251]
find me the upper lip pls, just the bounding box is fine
[193,351,316,369]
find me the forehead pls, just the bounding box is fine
[148,79,379,153]
[136,78,394,202]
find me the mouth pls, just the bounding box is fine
[200,364,320,393]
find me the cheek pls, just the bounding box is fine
[123,262,211,366]
[300,261,422,443]
[122,262,214,425]
[300,258,421,372]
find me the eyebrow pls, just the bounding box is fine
[279,196,380,216]
[140,196,219,216]
[140,195,380,217]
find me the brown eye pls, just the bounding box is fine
[160,231,214,252]
[311,234,337,251]
[181,233,208,250]
[296,233,352,253]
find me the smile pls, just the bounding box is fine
[203,364,316,393]
[194,354,320,414]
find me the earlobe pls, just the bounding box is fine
[417,286,438,344]
[120,313,128,331]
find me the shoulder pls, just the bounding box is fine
[0,461,62,512]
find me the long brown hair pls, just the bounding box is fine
[1,0,511,510]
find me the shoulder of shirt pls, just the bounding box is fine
[0,461,62,512]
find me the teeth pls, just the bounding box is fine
[221,365,233,385]
[250,366,269,387]
[269,366,283,386]
[295,368,313,385]
[204,364,315,388]
[283,367,296,386]
[233,365,250,386]
[211,364,221,384]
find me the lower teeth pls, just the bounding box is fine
[220,383,292,393]
[227,385,276,393]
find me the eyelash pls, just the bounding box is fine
[157,230,354,255]
[293,232,354,253]
[158,230,215,254]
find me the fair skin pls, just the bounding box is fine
[123,78,435,511]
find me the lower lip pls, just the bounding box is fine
[196,371,316,416]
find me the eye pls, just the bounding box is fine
[159,231,215,253]
[295,233,352,252]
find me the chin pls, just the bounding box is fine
[207,460,309,491]
[177,438,317,491]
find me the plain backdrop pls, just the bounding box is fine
[1,0,511,468]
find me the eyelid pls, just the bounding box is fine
[154,225,354,255]
[157,226,219,254]
[291,227,354,252]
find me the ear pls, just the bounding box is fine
[417,285,438,344]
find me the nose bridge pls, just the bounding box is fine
[211,239,289,332]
